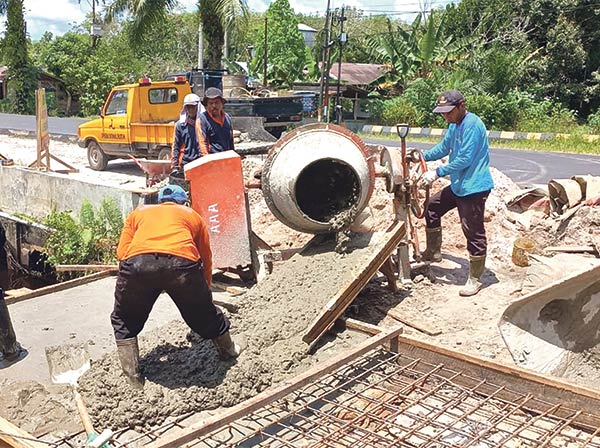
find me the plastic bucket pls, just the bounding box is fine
[512,237,536,267]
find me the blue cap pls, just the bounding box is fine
[158,184,188,204]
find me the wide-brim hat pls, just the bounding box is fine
[201,87,227,106]
[433,90,465,113]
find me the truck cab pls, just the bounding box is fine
[77,78,192,170]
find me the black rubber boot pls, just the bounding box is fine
[116,337,144,388]
[0,288,20,361]
[459,255,486,297]
[213,331,241,361]
[421,227,442,262]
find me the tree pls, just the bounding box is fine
[1,0,37,114]
[105,0,248,69]
[250,0,305,88]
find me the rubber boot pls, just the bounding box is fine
[116,337,144,388]
[421,227,442,262]
[213,331,241,361]
[0,289,20,361]
[459,255,486,297]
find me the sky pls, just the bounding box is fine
[0,0,453,41]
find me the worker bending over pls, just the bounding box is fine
[111,184,240,386]
[198,87,235,155]
[419,90,494,297]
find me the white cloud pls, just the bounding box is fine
[0,0,454,41]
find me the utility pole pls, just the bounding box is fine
[335,7,347,125]
[263,17,268,88]
[318,0,332,122]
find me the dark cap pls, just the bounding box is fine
[433,90,465,113]
[201,87,227,106]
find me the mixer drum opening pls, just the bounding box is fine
[295,159,360,223]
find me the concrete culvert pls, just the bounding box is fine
[295,159,360,223]
[261,123,375,234]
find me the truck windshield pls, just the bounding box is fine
[105,90,128,115]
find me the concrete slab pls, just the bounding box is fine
[1,277,228,385]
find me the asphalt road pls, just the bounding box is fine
[0,112,86,136]
[364,138,600,186]
[1,113,598,185]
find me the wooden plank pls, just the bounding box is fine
[55,264,117,272]
[383,307,442,336]
[396,334,600,428]
[145,327,403,448]
[341,317,382,336]
[545,245,597,253]
[302,221,406,345]
[211,281,245,296]
[5,270,116,305]
[0,416,47,448]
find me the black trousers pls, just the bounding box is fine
[425,186,490,257]
[111,254,230,340]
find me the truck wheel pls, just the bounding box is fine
[157,148,171,161]
[87,141,108,171]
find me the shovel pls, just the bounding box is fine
[45,343,96,436]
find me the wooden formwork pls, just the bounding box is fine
[5,323,600,448]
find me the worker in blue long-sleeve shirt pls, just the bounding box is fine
[419,90,494,297]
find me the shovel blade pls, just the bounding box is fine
[45,343,91,386]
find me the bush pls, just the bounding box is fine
[367,96,424,126]
[43,197,123,275]
[516,99,578,133]
[587,110,600,134]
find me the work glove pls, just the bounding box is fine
[170,166,183,178]
[420,169,438,187]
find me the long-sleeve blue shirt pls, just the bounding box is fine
[423,112,494,197]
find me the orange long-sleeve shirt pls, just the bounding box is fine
[116,202,213,286]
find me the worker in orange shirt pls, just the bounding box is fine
[110,184,240,387]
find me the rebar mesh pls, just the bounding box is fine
[185,348,600,448]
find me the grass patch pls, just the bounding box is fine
[357,132,600,155]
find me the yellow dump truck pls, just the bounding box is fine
[77,77,191,171]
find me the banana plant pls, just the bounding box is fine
[366,12,472,92]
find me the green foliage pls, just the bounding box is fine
[43,197,123,269]
[587,110,600,134]
[250,0,306,88]
[3,0,36,114]
[32,28,147,116]
[516,98,579,133]
[366,96,424,126]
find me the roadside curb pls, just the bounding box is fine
[361,125,600,143]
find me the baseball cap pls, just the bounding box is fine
[433,90,465,113]
[183,93,201,106]
[158,184,188,204]
[201,87,227,106]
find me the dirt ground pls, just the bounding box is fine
[1,134,599,439]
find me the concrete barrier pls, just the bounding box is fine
[0,165,143,219]
[360,125,600,142]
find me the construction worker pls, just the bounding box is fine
[198,87,235,155]
[111,184,240,386]
[419,90,494,297]
[171,93,204,175]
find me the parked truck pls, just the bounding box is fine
[78,74,304,171]
[77,77,190,171]
[165,69,304,138]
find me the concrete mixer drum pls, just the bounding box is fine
[261,123,376,234]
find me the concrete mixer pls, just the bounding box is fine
[182,122,429,283]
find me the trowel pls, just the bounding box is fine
[45,344,102,442]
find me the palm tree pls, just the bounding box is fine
[105,0,248,69]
